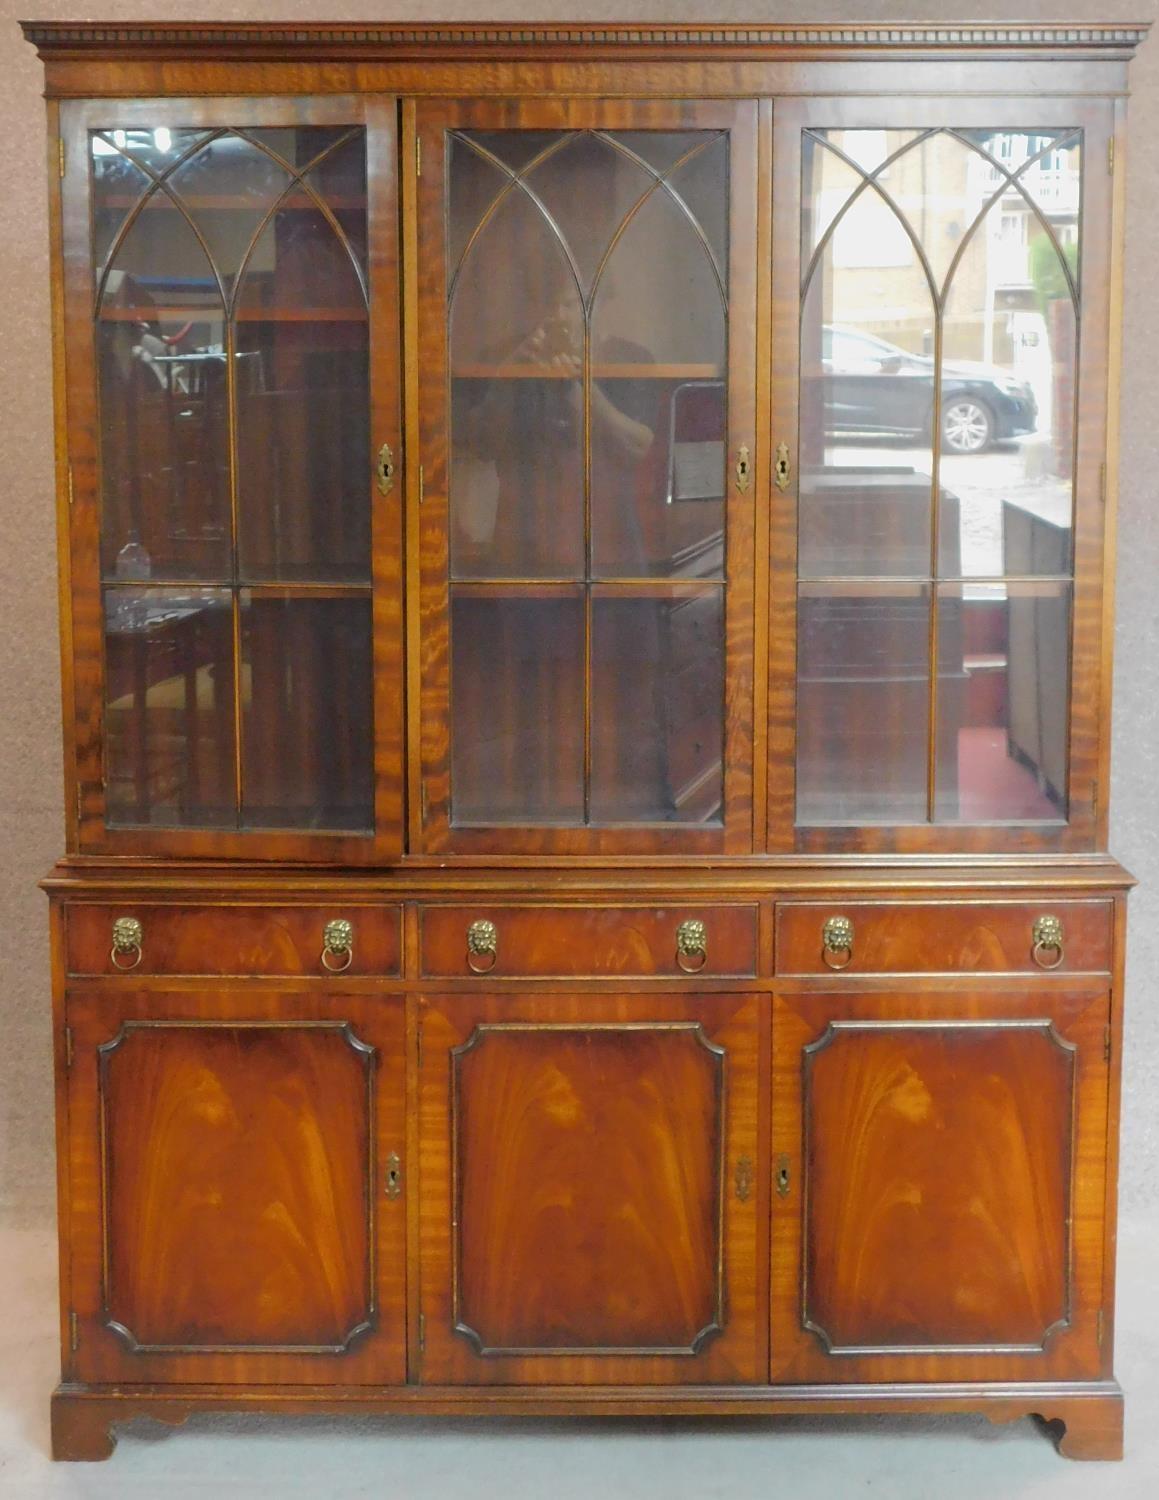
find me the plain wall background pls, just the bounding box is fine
[0,0,1155,1230]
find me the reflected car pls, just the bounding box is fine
[817,325,1038,454]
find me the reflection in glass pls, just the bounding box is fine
[451,591,585,824]
[446,128,730,827]
[92,124,372,832]
[797,583,931,826]
[104,587,235,826]
[935,582,1070,822]
[796,125,1081,828]
[241,594,373,830]
[591,591,723,823]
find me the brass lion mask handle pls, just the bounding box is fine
[676,918,708,973]
[1032,914,1064,970]
[322,918,354,973]
[822,915,854,970]
[110,916,143,971]
[467,919,498,973]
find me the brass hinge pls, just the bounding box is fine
[1100,461,1107,504]
[418,1311,426,1353]
[418,464,425,505]
[58,138,65,179]
[420,782,428,822]
[69,1310,78,1352]
[416,135,422,178]
[66,464,74,508]
[1105,1024,1113,1064]
[1108,137,1115,175]
[75,784,83,825]
[1097,1307,1105,1345]
[64,1026,74,1071]
[416,1024,424,1069]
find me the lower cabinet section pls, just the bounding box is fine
[64,987,407,1384]
[416,991,767,1383]
[771,985,1111,1384]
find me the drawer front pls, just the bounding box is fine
[65,904,402,978]
[775,900,1113,976]
[420,905,759,979]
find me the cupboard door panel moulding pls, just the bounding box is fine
[63,988,407,1385]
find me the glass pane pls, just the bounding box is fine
[167,135,291,291]
[449,159,585,578]
[97,208,230,581]
[241,593,373,830]
[802,130,923,261]
[451,591,584,823]
[104,586,235,827]
[938,143,1080,577]
[591,591,723,823]
[935,582,1070,822]
[799,139,937,579]
[234,137,369,584]
[591,172,727,578]
[797,583,931,824]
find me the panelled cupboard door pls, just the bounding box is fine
[767,98,1116,854]
[64,988,406,1385]
[59,96,403,862]
[770,986,1111,1384]
[417,992,767,1383]
[413,99,758,854]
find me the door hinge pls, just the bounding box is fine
[1108,137,1115,175]
[1097,1307,1105,1345]
[418,1311,426,1353]
[420,782,428,822]
[75,784,84,825]
[418,464,425,504]
[416,135,422,178]
[69,1310,78,1352]
[1105,1024,1113,1064]
[66,464,74,508]
[416,1024,423,1069]
[1100,461,1107,505]
[58,138,65,179]
[64,1025,74,1071]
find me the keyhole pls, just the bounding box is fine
[776,1154,791,1198]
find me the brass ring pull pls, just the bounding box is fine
[676,919,707,974]
[822,915,854,971]
[1032,915,1064,970]
[321,919,354,974]
[467,919,498,974]
[110,916,142,971]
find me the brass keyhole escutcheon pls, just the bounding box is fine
[776,1154,791,1198]
[735,444,752,494]
[376,441,395,496]
[774,441,791,492]
[385,1151,402,1200]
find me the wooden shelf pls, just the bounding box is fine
[451,363,723,380]
[98,306,367,322]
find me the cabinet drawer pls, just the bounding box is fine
[420,904,759,978]
[775,900,1113,976]
[65,903,402,978]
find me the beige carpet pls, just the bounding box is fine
[1,1217,1157,1498]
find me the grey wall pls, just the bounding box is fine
[1,0,1155,1228]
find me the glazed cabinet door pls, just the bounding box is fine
[771,985,1111,1383]
[767,98,1116,852]
[412,99,757,854]
[417,991,767,1383]
[63,988,406,1384]
[59,96,403,861]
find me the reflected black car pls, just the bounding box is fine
[818,324,1038,454]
